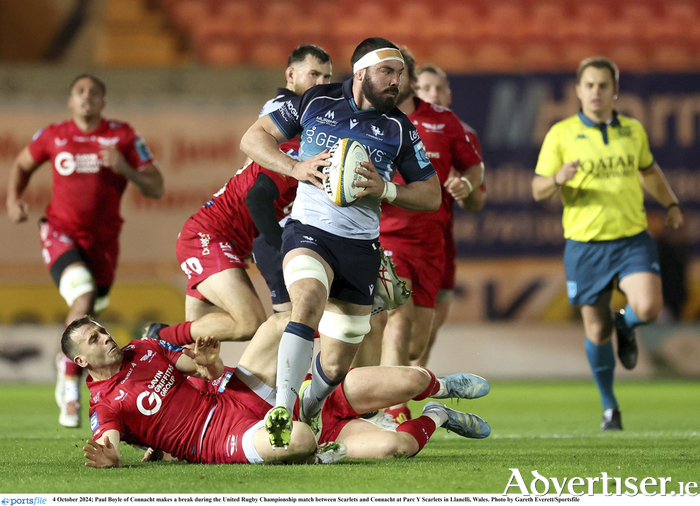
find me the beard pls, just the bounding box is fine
[362,73,398,113]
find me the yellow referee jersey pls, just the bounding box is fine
[535,111,654,242]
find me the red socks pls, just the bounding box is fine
[413,367,440,401]
[396,416,438,453]
[158,322,194,345]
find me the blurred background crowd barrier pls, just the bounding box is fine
[1,0,699,380]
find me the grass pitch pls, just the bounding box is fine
[0,380,698,494]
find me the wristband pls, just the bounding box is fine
[380,181,397,203]
[460,176,474,195]
[667,202,680,210]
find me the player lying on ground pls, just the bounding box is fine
[147,313,492,460]
[62,317,323,467]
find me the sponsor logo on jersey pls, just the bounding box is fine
[90,412,99,430]
[413,141,431,169]
[140,350,155,362]
[421,122,445,133]
[137,390,163,416]
[578,155,636,179]
[54,152,101,176]
[425,151,441,159]
[134,137,153,162]
[279,102,299,123]
[97,136,119,147]
[120,362,138,384]
[115,389,128,401]
[224,252,241,262]
[219,242,232,251]
[136,364,176,416]
[316,110,338,126]
[409,129,420,142]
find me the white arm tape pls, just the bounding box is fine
[460,176,474,195]
[381,181,398,203]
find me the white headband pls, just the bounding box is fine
[353,48,405,73]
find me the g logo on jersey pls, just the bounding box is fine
[55,152,77,176]
[137,391,162,416]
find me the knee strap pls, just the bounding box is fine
[59,265,96,307]
[284,255,330,297]
[318,311,371,344]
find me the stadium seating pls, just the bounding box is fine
[154,0,700,71]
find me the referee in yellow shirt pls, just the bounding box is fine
[532,57,683,431]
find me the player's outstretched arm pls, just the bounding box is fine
[83,431,122,468]
[177,336,225,380]
[639,163,683,230]
[6,147,40,223]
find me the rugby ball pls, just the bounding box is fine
[323,138,369,207]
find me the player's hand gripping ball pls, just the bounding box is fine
[323,138,369,207]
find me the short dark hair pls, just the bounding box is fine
[418,64,450,90]
[69,74,107,96]
[399,47,417,83]
[61,315,95,360]
[351,37,399,67]
[577,56,619,88]
[288,44,331,66]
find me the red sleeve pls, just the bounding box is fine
[447,114,482,174]
[90,404,123,440]
[119,125,154,171]
[464,128,482,158]
[27,127,51,165]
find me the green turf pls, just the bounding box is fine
[0,380,698,494]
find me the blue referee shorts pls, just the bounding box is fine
[564,230,660,306]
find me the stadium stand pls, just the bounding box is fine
[3,0,700,71]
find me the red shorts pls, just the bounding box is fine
[318,383,362,444]
[441,227,457,291]
[199,388,264,464]
[379,232,445,309]
[39,217,118,289]
[175,217,248,299]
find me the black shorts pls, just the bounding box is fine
[252,235,289,306]
[281,220,380,306]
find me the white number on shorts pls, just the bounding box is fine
[180,257,203,279]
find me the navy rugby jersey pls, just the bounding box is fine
[269,79,435,240]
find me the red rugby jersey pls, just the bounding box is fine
[380,98,482,237]
[28,118,154,238]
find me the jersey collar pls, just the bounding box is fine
[577,109,620,128]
